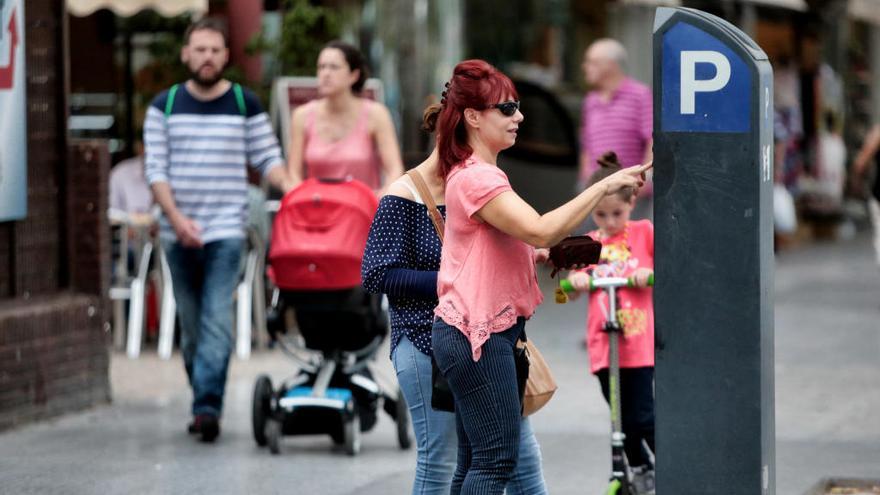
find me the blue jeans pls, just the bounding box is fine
[163,238,243,417]
[392,336,547,495]
[432,317,539,495]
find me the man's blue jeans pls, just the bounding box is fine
[163,238,243,417]
[392,336,547,495]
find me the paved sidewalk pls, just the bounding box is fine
[0,235,878,494]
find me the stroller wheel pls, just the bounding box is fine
[395,390,412,450]
[252,375,273,446]
[330,429,345,445]
[266,418,282,455]
[343,413,361,456]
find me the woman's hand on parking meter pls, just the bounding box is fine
[601,161,652,197]
[632,268,653,288]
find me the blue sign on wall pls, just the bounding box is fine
[661,21,751,133]
[0,0,27,221]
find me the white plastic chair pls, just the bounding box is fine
[157,245,177,360]
[107,209,159,359]
[235,227,268,360]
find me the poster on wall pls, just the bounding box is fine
[0,0,26,221]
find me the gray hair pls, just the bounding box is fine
[591,38,628,70]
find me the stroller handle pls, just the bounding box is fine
[556,274,654,304]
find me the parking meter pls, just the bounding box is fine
[653,8,775,495]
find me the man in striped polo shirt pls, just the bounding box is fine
[144,19,292,442]
[580,38,654,219]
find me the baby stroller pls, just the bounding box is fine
[252,177,411,455]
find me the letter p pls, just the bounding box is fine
[680,50,730,115]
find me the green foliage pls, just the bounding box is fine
[254,0,343,76]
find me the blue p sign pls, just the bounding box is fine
[661,21,751,133]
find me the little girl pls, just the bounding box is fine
[565,151,656,494]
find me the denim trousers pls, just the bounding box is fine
[392,335,547,495]
[432,317,537,495]
[163,237,243,417]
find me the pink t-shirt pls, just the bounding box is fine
[584,220,654,373]
[434,157,544,361]
[303,99,382,190]
[580,77,653,193]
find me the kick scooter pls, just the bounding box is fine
[557,274,654,495]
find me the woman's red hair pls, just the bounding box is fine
[435,59,518,179]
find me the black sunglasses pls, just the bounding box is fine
[488,100,520,117]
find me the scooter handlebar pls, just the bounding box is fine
[558,274,654,295]
[589,273,654,291]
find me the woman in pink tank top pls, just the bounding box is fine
[430,59,651,494]
[287,41,404,194]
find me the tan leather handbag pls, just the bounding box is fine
[518,336,558,416]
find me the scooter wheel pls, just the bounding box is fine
[606,478,635,495]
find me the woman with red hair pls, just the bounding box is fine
[362,104,548,494]
[431,59,650,494]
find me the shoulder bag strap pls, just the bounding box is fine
[406,169,445,243]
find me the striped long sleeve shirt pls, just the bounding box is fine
[143,83,283,243]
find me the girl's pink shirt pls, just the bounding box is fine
[434,156,544,361]
[585,220,655,373]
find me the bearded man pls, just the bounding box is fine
[143,18,292,442]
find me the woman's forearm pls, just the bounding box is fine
[535,181,610,246]
[477,163,647,249]
[381,268,439,299]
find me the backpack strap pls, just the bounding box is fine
[165,83,247,118]
[232,83,246,117]
[406,169,444,243]
[164,84,179,118]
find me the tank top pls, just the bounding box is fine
[303,100,382,190]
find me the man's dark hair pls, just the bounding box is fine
[183,18,229,47]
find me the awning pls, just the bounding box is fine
[618,0,682,5]
[850,0,880,25]
[743,0,808,12]
[67,0,208,18]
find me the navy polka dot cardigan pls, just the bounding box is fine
[362,195,445,357]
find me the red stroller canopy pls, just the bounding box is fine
[269,178,378,291]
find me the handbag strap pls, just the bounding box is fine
[406,169,445,243]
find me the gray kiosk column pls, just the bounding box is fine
[653,8,775,495]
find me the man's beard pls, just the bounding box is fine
[189,64,224,88]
